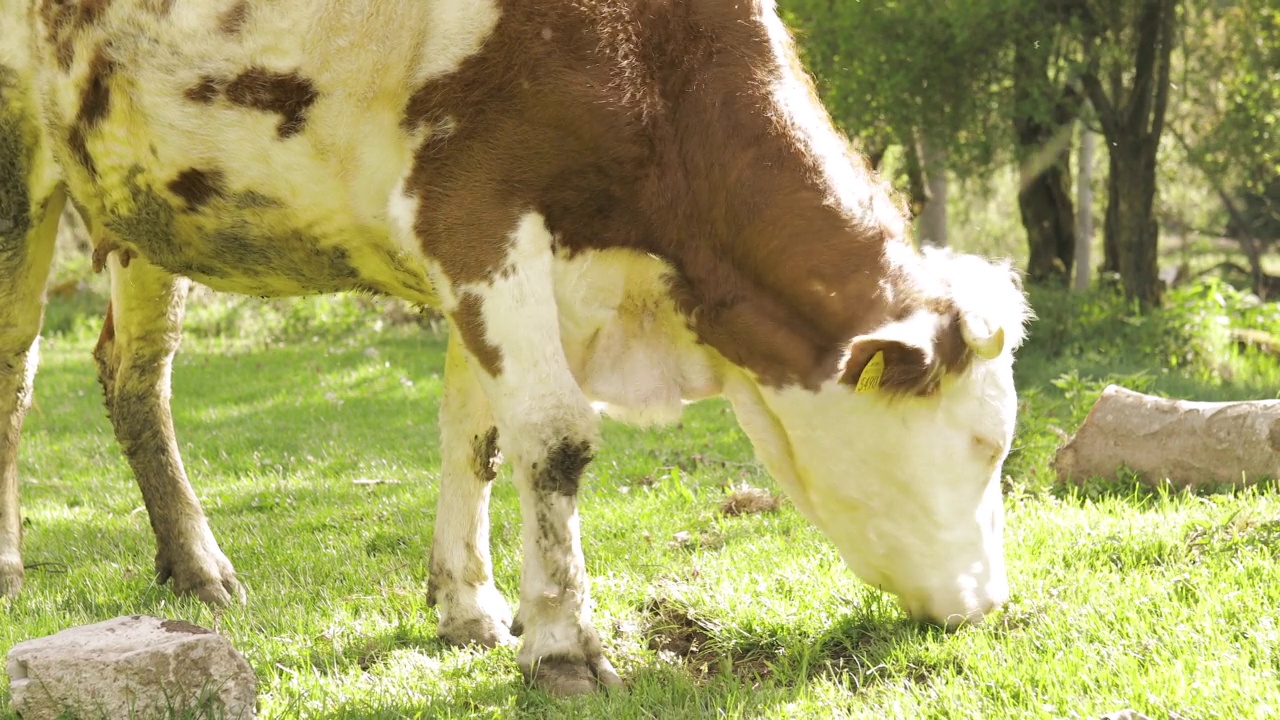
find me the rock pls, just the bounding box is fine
[7,615,256,720]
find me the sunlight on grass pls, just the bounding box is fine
[3,287,1279,719]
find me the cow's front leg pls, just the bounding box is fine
[428,331,514,647]
[435,213,620,696]
[95,255,243,605]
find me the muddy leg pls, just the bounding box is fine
[95,255,243,604]
[440,213,620,696]
[428,330,515,647]
[0,187,63,598]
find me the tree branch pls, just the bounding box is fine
[1147,0,1177,146]
[1170,127,1266,292]
[1127,0,1165,134]
[1080,70,1119,139]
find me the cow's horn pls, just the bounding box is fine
[961,315,1005,360]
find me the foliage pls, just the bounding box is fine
[779,0,1015,171]
[1178,0,1280,199]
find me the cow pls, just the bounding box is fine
[0,0,1029,695]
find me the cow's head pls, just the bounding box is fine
[723,248,1028,628]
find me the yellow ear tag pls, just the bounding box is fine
[855,350,885,394]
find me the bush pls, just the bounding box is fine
[1020,278,1280,387]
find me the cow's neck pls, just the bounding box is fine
[406,0,919,390]
[539,1,915,390]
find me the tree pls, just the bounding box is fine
[1079,0,1179,306]
[784,0,1083,266]
[1174,0,1280,296]
[780,0,1012,242]
[1010,16,1082,284]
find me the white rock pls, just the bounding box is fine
[7,615,256,720]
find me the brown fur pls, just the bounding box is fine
[183,76,222,105]
[222,68,317,139]
[77,49,113,128]
[66,125,94,177]
[218,0,249,35]
[167,168,226,210]
[452,292,502,376]
[401,0,966,392]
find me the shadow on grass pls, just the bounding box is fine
[19,330,976,717]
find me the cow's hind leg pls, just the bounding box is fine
[95,255,243,604]
[0,182,64,598]
[428,330,514,647]
[438,213,620,696]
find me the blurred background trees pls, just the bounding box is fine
[780,0,1279,306]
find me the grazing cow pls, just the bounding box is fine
[0,0,1029,694]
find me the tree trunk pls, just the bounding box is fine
[1019,158,1076,284]
[1104,139,1162,304]
[1013,38,1078,284]
[1082,0,1178,306]
[917,136,947,248]
[902,131,927,221]
[1074,124,1095,290]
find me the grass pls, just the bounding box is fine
[2,279,1280,719]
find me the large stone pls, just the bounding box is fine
[7,615,256,720]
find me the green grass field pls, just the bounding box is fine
[3,282,1279,719]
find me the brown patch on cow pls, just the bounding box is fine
[167,168,227,210]
[219,0,250,35]
[396,0,953,391]
[838,301,973,397]
[60,48,114,180]
[451,293,502,376]
[223,68,317,138]
[533,438,592,497]
[183,76,223,104]
[78,49,115,129]
[141,0,174,15]
[77,0,113,26]
[66,126,96,177]
[41,0,79,70]
[41,0,112,71]
[472,427,500,483]
[159,619,212,635]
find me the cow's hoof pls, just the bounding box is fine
[521,654,623,696]
[439,616,517,648]
[156,554,245,606]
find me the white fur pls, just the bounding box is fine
[430,332,513,644]
[552,249,722,427]
[723,354,1017,627]
[19,0,501,303]
[455,213,602,663]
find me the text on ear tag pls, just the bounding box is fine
[855,350,884,393]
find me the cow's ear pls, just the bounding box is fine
[838,309,969,395]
